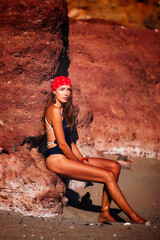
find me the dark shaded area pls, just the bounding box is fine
[21,135,45,150]
[54,49,70,77]
[0,149,9,155]
[53,19,70,77]
[20,135,47,158]
[143,14,158,29]
[65,188,125,222]
[137,0,148,3]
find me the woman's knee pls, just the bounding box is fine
[103,170,116,184]
[112,161,121,176]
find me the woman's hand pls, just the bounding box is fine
[81,157,92,165]
[83,159,91,165]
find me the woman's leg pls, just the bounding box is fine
[46,156,146,223]
[87,158,121,182]
[87,158,121,222]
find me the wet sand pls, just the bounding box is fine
[0,157,160,240]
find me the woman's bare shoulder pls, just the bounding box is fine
[48,104,61,118]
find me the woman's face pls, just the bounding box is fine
[54,85,72,104]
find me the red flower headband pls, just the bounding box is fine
[51,76,72,91]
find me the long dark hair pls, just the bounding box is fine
[43,91,74,131]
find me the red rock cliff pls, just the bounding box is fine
[69,19,160,160]
[0,0,69,217]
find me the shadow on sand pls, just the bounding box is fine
[65,187,125,223]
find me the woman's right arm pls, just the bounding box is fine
[51,108,79,161]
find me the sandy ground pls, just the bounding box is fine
[0,156,160,240]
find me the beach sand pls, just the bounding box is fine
[0,157,160,240]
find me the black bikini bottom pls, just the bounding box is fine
[45,145,64,158]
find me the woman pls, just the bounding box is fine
[44,76,146,224]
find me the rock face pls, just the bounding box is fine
[0,147,66,217]
[69,19,160,159]
[67,0,160,29]
[0,0,69,153]
[0,0,68,216]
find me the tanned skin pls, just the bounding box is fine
[45,85,146,224]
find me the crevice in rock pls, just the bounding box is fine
[53,20,70,77]
[54,49,70,77]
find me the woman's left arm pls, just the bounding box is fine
[71,142,84,161]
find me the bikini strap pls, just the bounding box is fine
[45,117,53,132]
[45,117,52,126]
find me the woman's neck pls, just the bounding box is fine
[54,102,64,116]
[54,101,62,109]
[54,103,60,108]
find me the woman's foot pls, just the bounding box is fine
[98,211,117,223]
[129,214,147,224]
